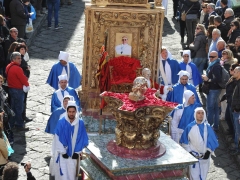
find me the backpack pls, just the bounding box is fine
[218,66,230,89]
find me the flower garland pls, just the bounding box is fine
[101,89,178,112]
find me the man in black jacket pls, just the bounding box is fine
[9,0,31,38]
[230,66,240,155]
[3,28,18,58]
[223,8,235,31]
[204,3,218,29]
[214,16,229,42]
[202,51,222,132]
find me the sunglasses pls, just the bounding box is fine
[209,56,216,58]
[122,39,127,41]
[202,6,206,8]
[230,68,233,71]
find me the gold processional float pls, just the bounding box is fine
[79,0,198,179]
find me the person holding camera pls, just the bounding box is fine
[24,162,36,180]
[2,161,35,180]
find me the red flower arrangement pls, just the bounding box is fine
[108,56,141,85]
[100,89,178,112]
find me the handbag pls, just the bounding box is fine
[202,82,210,95]
[181,5,194,21]
[26,19,34,33]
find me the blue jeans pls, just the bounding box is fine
[9,88,25,128]
[47,0,60,27]
[232,112,240,150]
[207,89,221,130]
[192,58,207,75]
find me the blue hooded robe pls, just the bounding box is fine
[46,61,82,90]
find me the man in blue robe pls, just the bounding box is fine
[51,74,80,112]
[180,107,219,180]
[46,51,82,90]
[166,70,201,104]
[45,95,73,134]
[170,90,201,143]
[179,50,203,86]
[51,101,88,180]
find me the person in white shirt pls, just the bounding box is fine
[115,36,132,56]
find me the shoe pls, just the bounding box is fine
[47,26,51,29]
[55,25,63,30]
[67,2,73,5]
[16,127,29,131]
[25,117,33,122]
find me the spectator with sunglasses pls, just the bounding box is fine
[227,20,240,44]
[202,51,222,132]
[224,63,239,138]
[230,66,240,155]
[228,36,240,62]
[200,3,208,24]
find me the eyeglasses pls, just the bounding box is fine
[230,68,233,71]
[209,56,216,58]
[202,6,206,8]
[122,39,127,41]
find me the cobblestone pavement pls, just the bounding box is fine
[10,0,240,179]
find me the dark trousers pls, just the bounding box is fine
[22,92,27,120]
[172,0,179,17]
[225,104,235,135]
[179,19,186,39]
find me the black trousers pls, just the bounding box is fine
[179,19,186,39]
[173,0,179,17]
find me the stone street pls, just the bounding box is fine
[10,0,240,179]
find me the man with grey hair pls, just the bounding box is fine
[209,28,223,56]
[6,52,30,132]
[223,8,235,30]
[204,3,217,29]
[217,40,226,58]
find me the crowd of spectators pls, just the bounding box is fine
[171,0,240,156]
